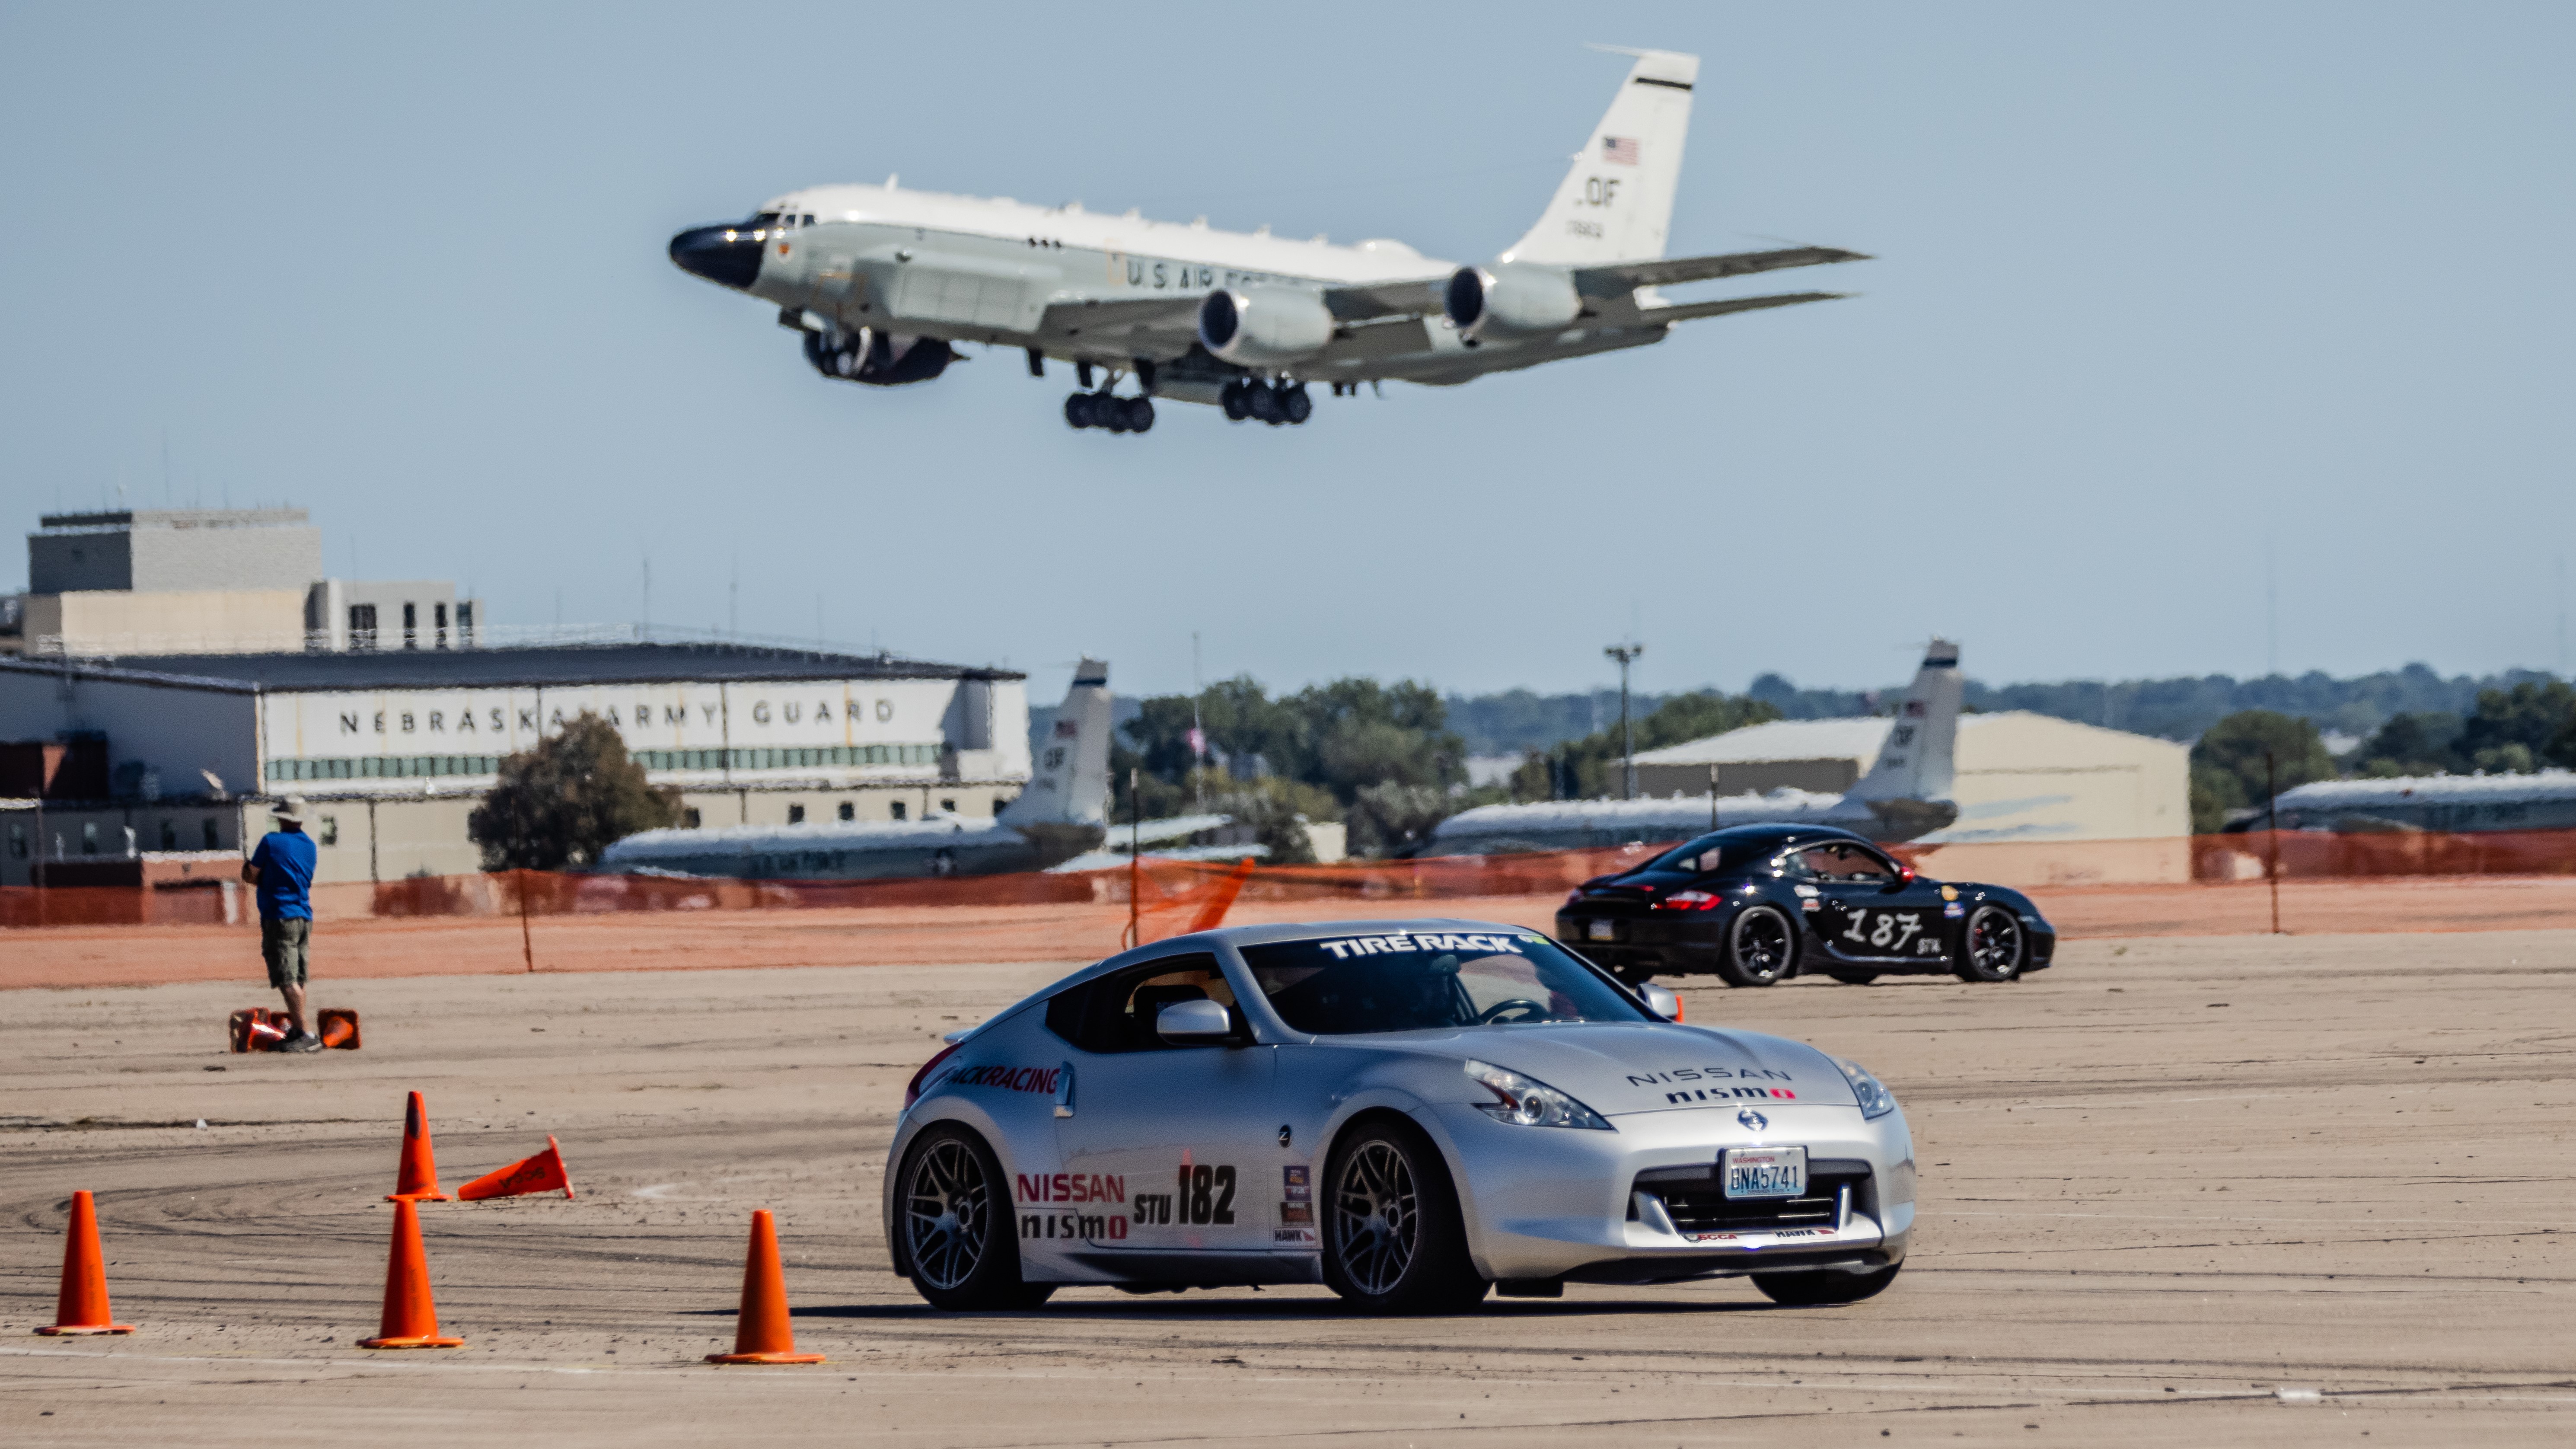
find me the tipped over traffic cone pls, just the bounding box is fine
[458,1135,575,1202]
[35,1190,133,1336]
[357,1197,464,1349]
[385,1091,450,1202]
[705,1210,823,1365]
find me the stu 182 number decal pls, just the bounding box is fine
[1126,1163,1235,1227]
[1839,909,1943,957]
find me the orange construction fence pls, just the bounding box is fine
[10,828,2576,934]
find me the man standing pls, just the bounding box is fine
[242,796,322,1053]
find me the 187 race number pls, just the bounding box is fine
[1839,910,1942,957]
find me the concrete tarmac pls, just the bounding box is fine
[2,930,2569,1446]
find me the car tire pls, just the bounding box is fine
[1718,905,1796,987]
[1826,970,1879,986]
[1321,1118,1487,1315]
[894,1124,1052,1311]
[1954,904,2025,983]
[1751,1263,1901,1306]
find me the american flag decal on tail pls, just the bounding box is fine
[1602,136,1640,166]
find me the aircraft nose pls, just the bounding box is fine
[667,223,765,290]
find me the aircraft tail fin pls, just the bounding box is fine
[1502,47,1699,267]
[1841,639,1964,833]
[1001,658,1113,828]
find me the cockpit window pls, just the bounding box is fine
[1241,929,1649,1036]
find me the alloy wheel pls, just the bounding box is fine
[1332,1140,1420,1296]
[905,1138,992,1292]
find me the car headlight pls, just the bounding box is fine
[1834,1057,1897,1120]
[1463,1059,1612,1130]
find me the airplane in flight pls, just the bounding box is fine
[667,46,1866,433]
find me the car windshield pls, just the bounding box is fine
[1240,929,1651,1035]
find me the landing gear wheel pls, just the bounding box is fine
[1125,397,1154,433]
[1954,904,2025,983]
[1221,380,1250,421]
[1064,393,1095,429]
[1826,971,1880,986]
[895,1124,1053,1311]
[1718,905,1796,987]
[1752,1263,1901,1306]
[1096,391,1129,433]
[1248,383,1284,424]
[1279,384,1312,424]
[1322,1119,1487,1315]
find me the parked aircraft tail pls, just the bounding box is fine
[1503,47,1699,267]
[1837,639,1963,837]
[1001,658,1114,828]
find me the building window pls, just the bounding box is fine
[402,602,418,649]
[787,803,806,824]
[434,601,449,649]
[318,814,339,846]
[349,603,378,650]
[682,807,701,829]
[81,822,99,855]
[159,819,176,850]
[940,798,956,814]
[6,821,22,859]
[202,817,219,849]
[457,600,474,645]
[889,801,907,821]
[837,801,854,822]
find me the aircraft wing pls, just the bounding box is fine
[1036,295,1205,345]
[1574,246,1868,298]
[1639,290,1849,324]
[1320,277,1449,323]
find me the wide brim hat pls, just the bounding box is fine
[272,796,309,823]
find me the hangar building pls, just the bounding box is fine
[1629,711,2192,883]
[0,643,1030,887]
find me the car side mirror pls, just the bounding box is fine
[1156,998,1238,1047]
[1637,983,1682,1021]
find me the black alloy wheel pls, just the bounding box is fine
[1752,1263,1902,1306]
[1322,1120,1486,1315]
[896,1125,1053,1311]
[1954,904,2025,983]
[1719,905,1797,987]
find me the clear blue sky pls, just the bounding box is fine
[4,3,2569,702]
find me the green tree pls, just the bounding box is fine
[2188,710,2336,833]
[1519,690,1782,800]
[2351,711,2464,778]
[469,712,679,870]
[2459,680,2576,773]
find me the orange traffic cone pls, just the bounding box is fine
[705,1209,823,1365]
[357,1197,464,1349]
[385,1091,450,1202]
[35,1190,134,1335]
[457,1135,575,1201]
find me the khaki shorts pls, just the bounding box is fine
[261,916,311,989]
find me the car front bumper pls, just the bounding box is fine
[1428,1099,1916,1283]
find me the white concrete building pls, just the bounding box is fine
[0,642,1030,885]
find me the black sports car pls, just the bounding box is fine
[1555,824,2056,987]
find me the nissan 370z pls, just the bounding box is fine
[885,920,1914,1313]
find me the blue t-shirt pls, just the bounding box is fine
[249,829,317,921]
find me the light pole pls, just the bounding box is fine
[1604,642,1644,800]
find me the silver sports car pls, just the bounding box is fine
[885,919,1915,1313]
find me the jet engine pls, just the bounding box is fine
[1443,263,1581,342]
[803,327,953,386]
[1196,286,1333,367]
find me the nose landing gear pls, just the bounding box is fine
[1221,380,1314,426]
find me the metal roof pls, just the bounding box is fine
[0,642,1021,693]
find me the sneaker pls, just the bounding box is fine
[278,1030,324,1054]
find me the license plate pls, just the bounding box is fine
[1722,1146,1806,1200]
[1587,919,1617,942]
